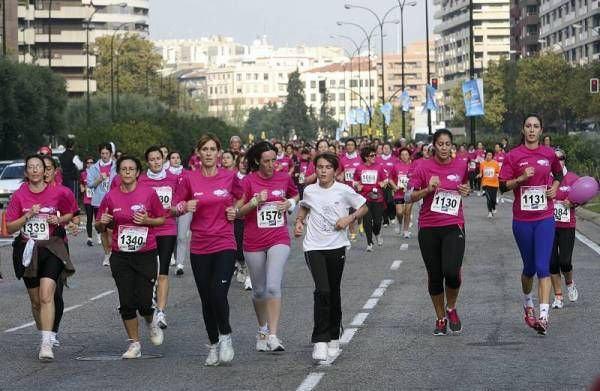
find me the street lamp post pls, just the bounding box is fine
[424,0,432,135]
[469,0,476,144]
[115,36,128,118]
[396,1,417,139]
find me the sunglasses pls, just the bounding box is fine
[368,154,376,158]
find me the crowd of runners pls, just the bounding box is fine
[3,113,587,364]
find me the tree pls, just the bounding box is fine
[318,89,338,138]
[481,59,507,132]
[280,70,312,140]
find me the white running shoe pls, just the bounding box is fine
[149,322,164,346]
[102,253,110,267]
[327,340,340,358]
[552,296,564,309]
[155,310,167,329]
[175,264,184,276]
[366,244,373,252]
[244,276,252,291]
[376,235,383,246]
[500,198,505,204]
[236,265,246,283]
[96,235,102,245]
[218,334,234,363]
[38,342,54,361]
[403,231,411,239]
[170,256,176,266]
[122,341,141,359]
[567,284,578,302]
[51,334,60,347]
[256,331,268,352]
[492,209,497,214]
[205,344,219,366]
[267,334,285,352]
[488,212,493,218]
[394,226,401,234]
[312,342,328,361]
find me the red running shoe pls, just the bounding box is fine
[433,318,448,336]
[534,318,548,336]
[523,306,537,328]
[446,308,462,333]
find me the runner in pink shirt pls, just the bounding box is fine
[296,148,316,198]
[388,148,413,238]
[408,129,470,336]
[274,142,294,176]
[6,155,75,361]
[138,146,180,330]
[377,142,398,227]
[80,158,95,246]
[236,141,299,353]
[498,114,563,335]
[172,134,240,366]
[96,155,166,359]
[337,139,362,241]
[168,151,189,276]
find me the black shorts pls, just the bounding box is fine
[23,247,65,289]
[394,198,406,205]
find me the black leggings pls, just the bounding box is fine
[364,201,384,245]
[85,204,94,238]
[550,227,575,275]
[468,171,479,191]
[418,225,465,296]
[110,251,158,321]
[304,247,346,343]
[383,188,395,224]
[484,186,498,212]
[156,235,177,275]
[190,250,236,344]
[234,219,245,263]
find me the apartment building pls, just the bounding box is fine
[82,0,149,38]
[1,0,18,57]
[511,0,542,58]
[539,0,600,64]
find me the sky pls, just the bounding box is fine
[149,0,436,54]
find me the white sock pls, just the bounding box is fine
[41,330,53,344]
[51,331,57,340]
[258,324,269,334]
[540,304,549,320]
[523,293,534,308]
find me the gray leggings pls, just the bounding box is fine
[175,212,192,266]
[244,244,290,300]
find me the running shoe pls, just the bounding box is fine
[218,334,234,363]
[155,310,168,329]
[327,340,340,358]
[86,238,93,247]
[433,318,448,336]
[149,322,164,346]
[267,334,285,352]
[383,223,389,228]
[403,231,411,239]
[38,342,54,361]
[256,331,268,352]
[500,198,505,204]
[205,344,219,366]
[122,341,141,359]
[51,334,60,347]
[534,318,548,336]
[169,256,176,267]
[488,212,493,218]
[244,276,252,291]
[96,235,102,245]
[376,235,383,246]
[312,342,328,361]
[446,308,462,333]
[567,283,578,302]
[102,254,110,267]
[235,265,246,283]
[366,244,373,252]
[175,264,184,276]
[394,226,401,234]
[552,296,564,309]
[492,209,497,214]
[523,306,537,329]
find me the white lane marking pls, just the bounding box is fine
[90,290,115,301]
[64,304,82,313]
[340,327,358,344]
[390,260,403,270]
[350,312,369,326]
[4,321,36,333]
[400,243,408,250]
[575,232,600,256]
[371,287,386,297]
[379,279,394,288]
[296,373,325,391]
[363,298,379,310]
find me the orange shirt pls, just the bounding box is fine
[480,160,500,188]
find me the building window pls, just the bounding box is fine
[264,73,269,80]
[310,80,317,88]
[310,93,316,102]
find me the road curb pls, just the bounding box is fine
[576,208,600,227]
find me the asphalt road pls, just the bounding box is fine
[1,194,599,391]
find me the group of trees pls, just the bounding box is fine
[448,53,600,135]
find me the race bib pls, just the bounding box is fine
[520,186,547,211]
[298,172,305,185]
[257,203,284,228]
[469,161,476,170]
[553,201,571,223]
[483,168,495,178]
[361,170,378,185]
[344,168,355,182]
[21,214,50,241]
[397,174,409,189]
[154,186,172,208]
[85,187,94,198]
[430,189,461,216]
[102,179,110,192]
[117,225,148,252]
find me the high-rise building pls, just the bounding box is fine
[539,0,600,64]
[511,0,541,58]
[83,0,149,38]
[1,0,18,58]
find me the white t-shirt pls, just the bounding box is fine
[300,181,366,251]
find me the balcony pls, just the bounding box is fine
[66,79,96,93]
[35,30,86,43]
[38,54,95,68]
[34,7,88,19]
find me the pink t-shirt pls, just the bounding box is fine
[456,152,469,167]
[175,168,240,254]
[81,171,91,205]
[298,160,315,185]
[275,155,293,174]
[499,144,562,222]
[376,154,398,176]
[97,184,165,253]
[51,182,79,215]
[353,163,387,203]
[494,151,506,168]
[138,171,179,236]
[241,171,299,252]
[467,151,478,172]
[340,153,362,187]
[554,171,578,228]
[408,157,469,228]
[6,183,73,240]
[390,161,412,199]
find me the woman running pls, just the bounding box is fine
[499,114,563,335]
[377,142,398,227]
[234,154,252,290]
[173,134,240,366]
[236,141,299,352]
[6,155,75,360]
[353,146,388,251]
[407,129,470,336]
[338,138,362,241]
[138,146,180,330]
[478,150,500,218]
[96,155,165,358]
[390,148,413,238]
[294,152,367,361]
[550,148,579,309]
[168,150,188,276]
[80,157,95,246]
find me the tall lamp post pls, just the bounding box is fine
[396,1,417,138]
[423,0,432,135]
[344,3,400,141]
[469,0,476,144]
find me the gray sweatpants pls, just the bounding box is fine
[244,244,290,300]
[175,212,192,266]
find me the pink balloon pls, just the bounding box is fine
[569,176,599,205]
